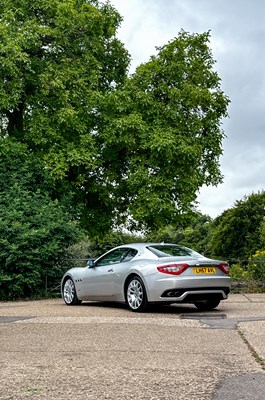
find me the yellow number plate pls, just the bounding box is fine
[193,267,216,274]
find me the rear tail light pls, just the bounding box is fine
[157,263,189,275]
[218,263,229,274]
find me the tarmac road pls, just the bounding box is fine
[0,294,265,400]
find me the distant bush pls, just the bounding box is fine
[248,250,265,281]
[229,250,265,293]
[229,263,251,281]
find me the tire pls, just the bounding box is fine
[63,277,82,305]
[126,276,148,312]
[194,299,220,311]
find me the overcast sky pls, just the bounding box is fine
[110,0,265,218]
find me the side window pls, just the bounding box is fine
[96,248,128,267]
[96,248,138,267]
[122,248,137,262]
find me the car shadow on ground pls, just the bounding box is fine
[78,301,222,315]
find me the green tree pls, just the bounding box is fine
[0,0,129,167]
[209,192,265,260]
[0,141,82,299]
[0,1,229,234]
[0,0,130,235]
[96,31,230,231]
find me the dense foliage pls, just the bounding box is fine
[0,0,229,234]
[98,30,230,231]
[209,192,265,260]
[0,0,130,236]
[0,141,82,299]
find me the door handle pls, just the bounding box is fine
[108,268,114,272]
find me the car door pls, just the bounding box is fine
[80,248,131,299]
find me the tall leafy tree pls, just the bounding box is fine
[0,0,129,167]
[97,31,230,230]
[0,1,229,234]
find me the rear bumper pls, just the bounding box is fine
[145,275,231,303]
[160,286,230,303]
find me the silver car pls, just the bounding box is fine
[61,243,231,312]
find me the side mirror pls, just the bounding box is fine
[87,259,95,268]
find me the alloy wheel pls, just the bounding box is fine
[63,278,75,304]
[127,278,144,310]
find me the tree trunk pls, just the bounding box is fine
[6,102,24,137]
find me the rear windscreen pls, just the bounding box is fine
[148,245,201,258]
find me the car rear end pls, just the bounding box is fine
[145,258,231,305]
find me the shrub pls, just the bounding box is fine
[229,263,251,281]
[248,250,265,281]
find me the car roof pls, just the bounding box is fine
[116,243,177,250]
